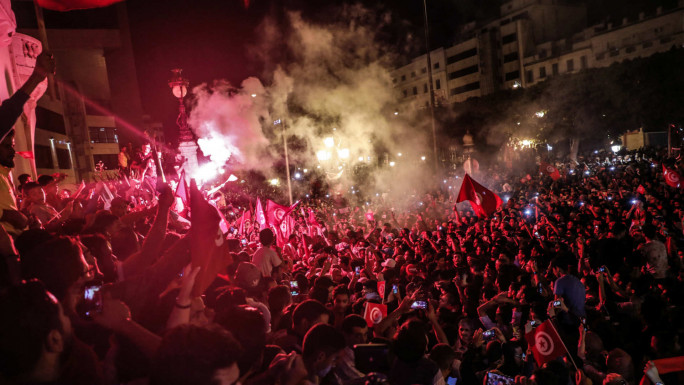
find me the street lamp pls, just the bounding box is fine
[168,69,198,177]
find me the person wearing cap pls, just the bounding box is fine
[0,51,55,235]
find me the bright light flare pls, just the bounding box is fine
[611,145,621,153]
[324,137,334,148]
[338,148,350,159]
[270,178,280,186]
[389,161,396,167]
[535,111,546,118]
[193,163,220,184]
[316,150,331,161]
[420,156,426,161]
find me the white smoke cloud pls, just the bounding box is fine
[188,5,435,200]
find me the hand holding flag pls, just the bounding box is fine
[524,320,567,366]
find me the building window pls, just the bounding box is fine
[539,67,547,78]
[503,51,518,63]
[446,48,477,64]
[642,41,653,48]
[526,70,534,83]
[412,87,418,95]
[56,148,72,170]
[566,59,574,72]
[505,70,520,81]
[596,52,605,60]
[448,65,479,80]
[411,71,416,78]
[401,75,406,81]
[580,56,587,69]
[449,81,480,96]
[36,106,66,135]
[402,90,408,97]
[392,78,397,83]
[539,49,547,59]
[423,84,428,93]
[435,79,441,90]
[89,127,119,144]
[421,67,427,74]
[34,144,54,169]
[552,63,559,75]
[502,33,517,44]
[433,62,440,69]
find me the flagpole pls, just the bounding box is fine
[548,320,580,371]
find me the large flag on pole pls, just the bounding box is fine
[456,174,502,217]
[524,320,566,366]
[254,198,267,230]
[540,161,561,181]
[36,0,124,11]
[266,199,299,227]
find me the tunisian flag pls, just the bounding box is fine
[36,0,123,11]
[524,320,566,366]
[363,302,387,328]
[254,198,267,230]
[663,165,681,188]
[540,161,561,181]
[456,174,502,217]
[266,200,299,226]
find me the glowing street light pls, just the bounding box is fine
[294,172,302,179]
[358,156,364,161]
[389,161,396,167]
[420,156,426,161]
[251,93,257,98]
[338,148,350,159]
[397,152,402,157]
[324,137,334,148]
[270,178,280,186]
[521,139,531,147]
[611,144,621,153]
[535,110,546,118]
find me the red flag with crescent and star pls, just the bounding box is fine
[540,161,561,181]
[663,165,681,188]
[524,320,566,366]
[363,302,387,328]
[266,200,299,227]
[456,174,502,217]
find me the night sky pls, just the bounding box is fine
[120,0,675,142]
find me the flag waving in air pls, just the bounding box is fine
[254,198,267,230]
[663,165,681,188]
[36,0,124,11]
[524,320,567,366]
[456,174,502,217]
[540,161,561,181]
[266,200,299,227]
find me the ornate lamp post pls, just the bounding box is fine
[168,69,198,178]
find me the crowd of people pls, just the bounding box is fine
[1,51,683,385]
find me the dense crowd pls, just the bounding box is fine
[1,52,683,385]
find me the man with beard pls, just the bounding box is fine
[0,280,101,385]
[0,51,56,235]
